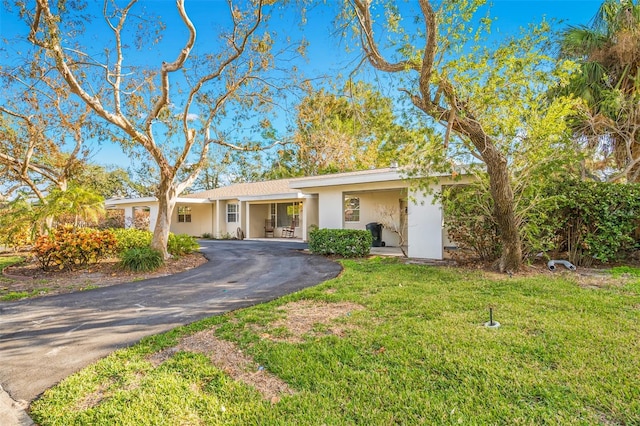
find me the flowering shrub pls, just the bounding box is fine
[33,225,117,271]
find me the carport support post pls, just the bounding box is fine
[245,203,251,239]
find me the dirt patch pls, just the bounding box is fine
[451,258,635,290]
[148,329,294,403]
[260,300,365,343]
[520,263,636,289]
[1,252,208,298]
[75,380,114,410]
[145,301,364,401]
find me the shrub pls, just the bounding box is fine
[442,184,502,261]
[168,233,200,256]
[111,228,153,254]
[552,180,640,266]
[0,225,33,251]
[33,226,117,271]
[309,228,372,257]
[120,247,164,272]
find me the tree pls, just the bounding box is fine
[265,81,424,178]
[558,0,640,182]
[73,164,152,199]
[345,0,578,272]
[0,65,94,205]
[19,0,301,258]
[42,185,106,227]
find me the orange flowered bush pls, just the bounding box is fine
[33,225,117,271]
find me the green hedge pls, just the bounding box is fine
[111,229,199,257]
[554,180,640,265]
[443,179,640,266]
[309,228,372,257]
[111,228,153,254]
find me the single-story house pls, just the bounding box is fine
[105,167,464,260]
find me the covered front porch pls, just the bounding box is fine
[242,194,317,241]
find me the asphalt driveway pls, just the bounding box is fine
[0,240,341,406]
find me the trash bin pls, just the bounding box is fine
[366,222,385,247]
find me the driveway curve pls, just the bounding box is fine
[0,240,341,404]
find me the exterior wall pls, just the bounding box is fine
[246,200,307,239]
[316,189,344,229]
[303,179,446,259]
[219,199,242,237]
[107,171,463,259]
[343,190,405,247]
[106,201,157,231]
[214,201,223,238]
[313,181,409,246]
[302,196,319,241]
[170,203,213,237]
[240,201,248,237]
[407,185,443,259]
[248,203,270,238]
[148,205,158,231]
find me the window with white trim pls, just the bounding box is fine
[270,203,276,223]
[177,206,192,223]
[227,203,238,223]
[344,196,360,222]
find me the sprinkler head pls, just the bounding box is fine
[484,306,500,328]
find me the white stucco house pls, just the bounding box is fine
[105,167,462,260]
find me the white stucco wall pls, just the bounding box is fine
[302,179,445,260]
[316,189,345,229]
[219,199,241,237]
[170,203,213,236]
[148,205,158,231]
[407,186,443,259]
[247,203,270,239]
[106,200,158,231]
[303,196,319,241]
[343,190,405,247]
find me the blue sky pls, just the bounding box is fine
[0,0,603,170]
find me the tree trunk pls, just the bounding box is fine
[485,154,522,272]
[463,124,522,272]
[151,178,177,259]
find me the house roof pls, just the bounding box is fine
[185,168,410,200]
[289,167,405,189]
[184,178,301,200]
[105,168,427,206]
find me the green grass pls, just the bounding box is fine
[1,289,50,301]
[610,265,640,277]
[0,255,52,300]
[30,257,640,425]
[0,255,23,272]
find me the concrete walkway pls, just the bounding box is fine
[0,240,341,424]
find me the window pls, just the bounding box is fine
[227,203,238,223]
[276,202,301,227]
[344,197,360,222]
[177,206,191,223]
[270,203,276,224]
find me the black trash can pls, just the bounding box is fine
[366,222,385,247]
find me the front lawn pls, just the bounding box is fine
[30,258,640,425]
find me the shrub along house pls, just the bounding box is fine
[105,167,464,260]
